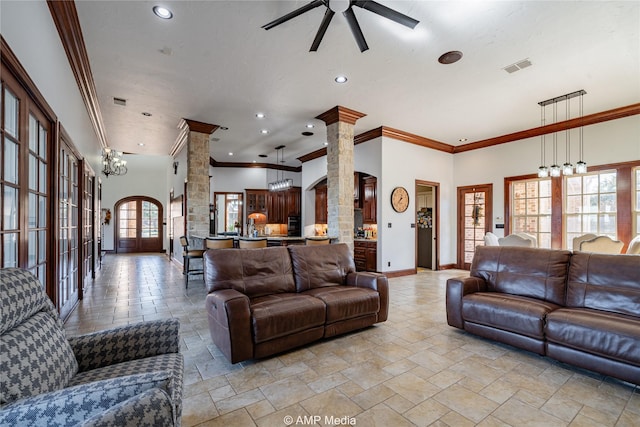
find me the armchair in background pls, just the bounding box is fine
[626,235,640,255]
[0,268,184,427]
[498,234,534,247]
[483,232,500,247]
[579,235,624,254]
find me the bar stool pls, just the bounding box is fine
[238,238,267,248]
[179,236,205,289]
[206,237,235,249]
[305,237,330,245]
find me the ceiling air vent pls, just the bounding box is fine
[113,97,127,106]
[503,58,532,74]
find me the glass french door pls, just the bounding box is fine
[115,196,163,253]
[58,141,79,320]
[457,184,493,269]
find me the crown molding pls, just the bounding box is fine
[316,105,367,125]
[47,0,108,149]
[210,158,302,172]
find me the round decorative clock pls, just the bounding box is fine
[391,186,409,213]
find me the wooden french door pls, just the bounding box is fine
[80,161,95,295]
[115,196,163,253]
[457,184,493,270]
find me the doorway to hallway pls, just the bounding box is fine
[415,180,439,270]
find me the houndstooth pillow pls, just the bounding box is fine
[0,311,78,404]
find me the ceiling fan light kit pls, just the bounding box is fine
[262,0,420,53]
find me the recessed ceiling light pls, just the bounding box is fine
[260,129,269,134]
[306,124,314,129]
[324,142,329,146]
[252,160,257,163]
[459,138,468,142]
[220,126,229,130]
[138,143,145,146]
[228,152,233,156]
[335,75,348,83]
[153,6,173,19]
[256,113,265,119]
[438,51,463,65]
[141,112,152,117]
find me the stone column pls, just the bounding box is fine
[182,119,218,240]
[316,106,366,251]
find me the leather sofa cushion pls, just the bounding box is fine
[546,308,640,365]
[204,246,295,298]
[288,244,356,292]
[302,287,380,323]
[250,294,326,343]
[462,292,562,339]
[567,252,640,317]
[470,246,571,306]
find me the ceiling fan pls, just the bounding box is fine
[262,0,419,52]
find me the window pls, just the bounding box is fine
[141,201,159,237]
[565,170,617,250]
[1,86,20,269]
[511,178,552,248]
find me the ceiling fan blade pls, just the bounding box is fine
[343,8,369,52]
[310,8,335,51]
[262,0,326,30]
[352,0,419,29]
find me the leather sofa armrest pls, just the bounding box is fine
[346,272,389,322]
[205,289,252,364]
[445,276,487,329]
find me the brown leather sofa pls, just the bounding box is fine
[204,243,389,363]
[446,246,640,385]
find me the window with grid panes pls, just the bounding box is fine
[565,170,617,250]
[511,178,552,248]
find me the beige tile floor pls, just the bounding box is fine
[64,253,639,427]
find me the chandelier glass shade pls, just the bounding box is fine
[536,90,587,178]
[268,145,293,191]
[101,148,127,177]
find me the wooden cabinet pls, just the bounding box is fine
[354,172,361,208]
[315,184,327,224]
[246,189,267,214]
[363,177,377,224]
[354,240,377,272]
[267,187,301,223]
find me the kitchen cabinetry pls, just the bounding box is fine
[354,240,377,272]
[354,172,361,208]
[267,187,301,224]
[362,177,377,224]
[315,184,328,224]
[246,189,267,214]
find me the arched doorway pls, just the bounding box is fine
[115,196,163,253]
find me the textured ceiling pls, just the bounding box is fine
[75,1,640,166]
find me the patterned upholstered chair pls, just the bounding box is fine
[0,268,184,426]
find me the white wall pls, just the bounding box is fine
[101,154,172,250]
[380,138,455,271]
[1,0,102,172]
[453,115,640,236]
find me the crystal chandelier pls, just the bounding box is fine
[101,148,127,177]
[268,145,293,191]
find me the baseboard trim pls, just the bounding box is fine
[384,268,417,278]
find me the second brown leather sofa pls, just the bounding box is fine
[204,243,388,363]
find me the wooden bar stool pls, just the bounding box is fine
[238,238,267,248]
[180,236,205,288]
[206,238,235,249]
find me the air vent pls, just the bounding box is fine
[503,58,532,74]
[113,97,127,106]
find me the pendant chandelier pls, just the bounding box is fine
[268,145,293,191]
[537,90,587,178]
[101,148,127,177]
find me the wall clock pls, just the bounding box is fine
[391,186,409,213]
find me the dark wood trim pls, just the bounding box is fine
[209,158,301,172]
[354,127,383,144]
[456,184,492,269]
[114,195,165,253]
[384,268,417,278]
[1,36,57,122]
[316,106,366,126]
[382,127,454,153]
[298,147,327,163]
[616,165,633,253]
[438,263,458,270]
[47,0,107,148]
[454,103,640,154]
[182,118,220,134]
